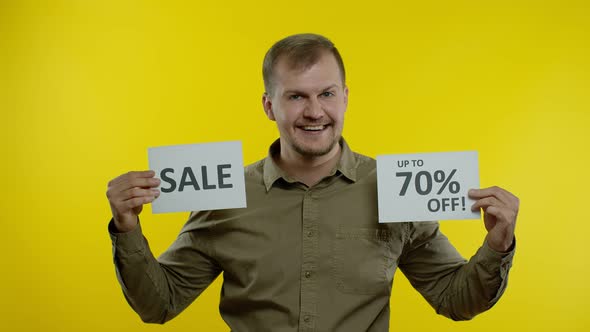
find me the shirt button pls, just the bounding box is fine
[305,271,311,278]
[307,231,313,237]
[304,315,310,322]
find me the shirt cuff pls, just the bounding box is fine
[108,218,146,256]
[478,237,516,305]
[480,237,516,269]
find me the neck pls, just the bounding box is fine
[277,141,342,188]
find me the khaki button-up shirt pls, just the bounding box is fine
[109,138,515,331]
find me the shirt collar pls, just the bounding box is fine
[262,137,358,191]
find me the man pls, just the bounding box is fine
[106,33,518,331]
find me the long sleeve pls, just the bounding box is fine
[398,221,515,321]
[108,218,222,323]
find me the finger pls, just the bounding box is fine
[484,205,516,226]
[119,187,160,201]
[471,196,504,211]
[471,186,520,212]
[107,178,160,204]
[133,170,156,178]
[468,186,504,198]
[505,191,520,211]
[126,176,161,189]
[108,170,156,187]
[469,186,512,204]
[110,176,160,195]
[124,195,157,210]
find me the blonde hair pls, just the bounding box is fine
[262,33,346,96]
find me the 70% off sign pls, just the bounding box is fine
[377,151,481,222]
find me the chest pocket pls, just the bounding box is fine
[332,227,396,295]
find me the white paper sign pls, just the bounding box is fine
[148,141,247,213]
[377,151,480,222]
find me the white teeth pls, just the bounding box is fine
[302,125,325,131]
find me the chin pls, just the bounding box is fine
[293,139,339,157]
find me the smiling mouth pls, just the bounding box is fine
[299,125,329,131]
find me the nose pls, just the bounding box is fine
[303,96,324,120]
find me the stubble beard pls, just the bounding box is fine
[290,133,340,157]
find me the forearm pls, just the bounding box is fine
[400,222,515,321]
[434,239,515,321]
[109,216,222,323]
[109,220,174,323]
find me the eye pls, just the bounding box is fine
[289,94,302,100]
[321,91,335,97]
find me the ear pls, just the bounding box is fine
[343,86,349,109]
[262,92,276,121]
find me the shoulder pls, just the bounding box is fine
[244,158,268,190]
[244,158,265,179]
[353,151,375,169]
[351,150,376,182]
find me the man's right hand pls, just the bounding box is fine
[106,170,161,233]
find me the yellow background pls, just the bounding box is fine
[1,0,589,331]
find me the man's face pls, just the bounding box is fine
[263,52,348,159]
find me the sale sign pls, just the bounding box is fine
[377,151,480,222]
[148,141,247,213]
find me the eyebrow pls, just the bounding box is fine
[283,84,340,96]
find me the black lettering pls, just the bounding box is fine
[217,164,233,189]
[427,198,440,212]
[179,167,200,192]
[160,168,176,193]
[201,165,216,190]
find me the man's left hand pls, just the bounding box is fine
[469,186,519,252]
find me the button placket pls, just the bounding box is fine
[299,190,318,331]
